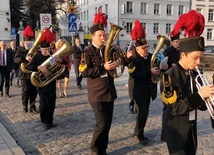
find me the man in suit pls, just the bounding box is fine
[8,41,20,87]
[0,41,14,97]
[72,37,85,90]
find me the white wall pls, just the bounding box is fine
[0,0,11,41]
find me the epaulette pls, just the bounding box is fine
[128,62,135,73]
[161,73,178,105]
[78,53,87,72]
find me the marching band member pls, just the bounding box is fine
[160,10,214,155]
[128,20,168,145]
[14,25,38,113]
[27,28,58,130]
[79,10,132,155]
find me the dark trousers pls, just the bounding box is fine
[167,144,196,155]
[134,96,151,139]
[37,85,56,124]
[90,101,114,154]
[10,68,20,84]
[21,79,37,111]
[74,64,82,86]
[0,66,10,94]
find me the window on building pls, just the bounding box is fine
[208,9,214,21]
[153,23,159,34]
[196,8,202,13]
[167,4,172,15]
[81,12,83,21]
[141,23,146,33]
[154,3,160,14]
[140,3,147,14]
[87,11,88,20]
[84,11,86,21]
[127,1,133,13]
[126,22,133,33]
[105,4,108,18]
[207,29,213,39]
[178,5,184,16]
[166,23,171,34]
[95,7,97,14]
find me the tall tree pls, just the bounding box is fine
[10,0,27,29]
[25,0,57,29]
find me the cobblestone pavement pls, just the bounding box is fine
[0,69,214,155]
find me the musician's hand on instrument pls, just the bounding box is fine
[26,55,32,62]
[126,50,133,59]
[104,61,117,70]
[151,67,160,75]
[38,66,49,76]
[161,64,168,70]
[199,85,214,99]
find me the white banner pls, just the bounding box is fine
[40,13,52,30]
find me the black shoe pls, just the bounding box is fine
[0,91,3,97]
[139,137,149,145]
[23,108,28,112]
[5,94,10,98]
[77,85,82,90]
[129,104,135,114]
[49,123,55,128]
[30,110,39,114]
[43,123,51,130]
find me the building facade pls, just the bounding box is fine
[192,0,214,50]
[0,0,11,41]
[75,0,191,48]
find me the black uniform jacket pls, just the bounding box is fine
[81,45,119,103]
[160,63,207,149]
[129,52,157,101]
[72,44,85,66]
[163,46,180,69]
[14,47,31,79]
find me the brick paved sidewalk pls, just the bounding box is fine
[0,69,213,155]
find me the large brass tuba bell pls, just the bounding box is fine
[20,30,43,73]
[151,35,170,84]
[104,23,125,78]
[30,39,73,87]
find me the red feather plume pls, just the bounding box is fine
[93,12,107,28]
[130,20,146,40]
[170,10,205,37]
[23,25,34,37]
[40,28,56,43]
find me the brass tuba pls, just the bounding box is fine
[104,23,125,78]
[151,35,170,84]
[20,30,43,73]
[30,39,73,87]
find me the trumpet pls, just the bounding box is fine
[195,66,214,118]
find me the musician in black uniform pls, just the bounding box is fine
[14,25,38,113]
[160,10,214,155]
[80,11,132,155]
[27,28,58,130]
[163,35,180,69]
[128,20,168,145]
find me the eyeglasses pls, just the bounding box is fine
[141,46,150,50]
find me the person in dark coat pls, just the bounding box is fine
[128,20,168,146]
[72,37,85,90]
[27,28,58,130]
[163,35,180,69]
[160,10,214,155]
[0,41,14,97]
[80,11,132,155]
[14,25,38,113]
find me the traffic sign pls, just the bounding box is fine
[11,27,16,35]
[68,22,77,32]
[68,13,77,32]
